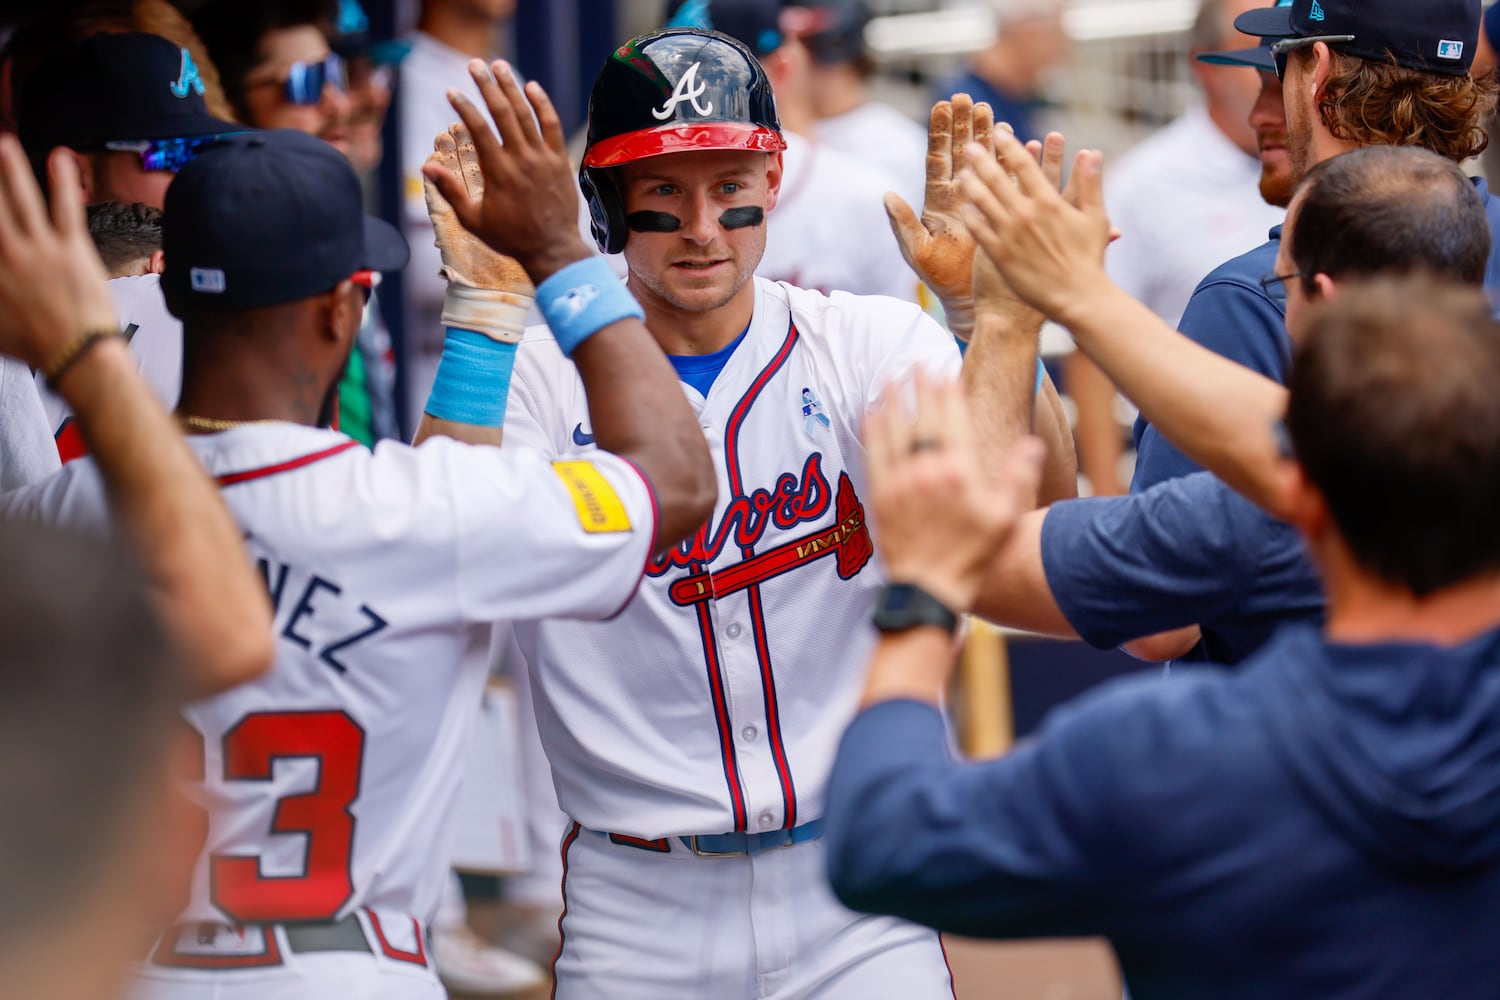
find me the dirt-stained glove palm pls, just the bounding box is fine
[424,123,533,344]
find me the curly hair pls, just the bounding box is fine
[1299,47,1497,163]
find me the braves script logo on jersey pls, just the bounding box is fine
[652,62,714,120]
[648,454,874,603]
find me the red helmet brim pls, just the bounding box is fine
[584,123,787,168]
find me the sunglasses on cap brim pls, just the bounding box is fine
[1270,34,1355,80]
[103,132,241,173]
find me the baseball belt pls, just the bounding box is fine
[593,818,825,857]
[147,908,430,970]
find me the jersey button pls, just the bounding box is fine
[724,623,742,639]
[758,812,775,829]
[741,725,758,741]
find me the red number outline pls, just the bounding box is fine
[209,709,366,924]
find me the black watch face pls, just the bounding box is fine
[883,585,917,614]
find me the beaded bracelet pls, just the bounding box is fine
[43,330,118,391]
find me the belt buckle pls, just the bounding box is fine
[687,835,745,858]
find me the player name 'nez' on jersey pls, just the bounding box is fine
[506,277,959,839]
[0,423,657,926]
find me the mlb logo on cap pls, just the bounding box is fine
[191,268,226,293]
[1438,39,1465,60]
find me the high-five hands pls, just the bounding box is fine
[885,94,995,337]
[423,122,534,299]
[864,371,1045,615]
[421,60,593,285]
[958,130,1111,325]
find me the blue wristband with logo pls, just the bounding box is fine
[423,328,517,427]
[535,257,644,357]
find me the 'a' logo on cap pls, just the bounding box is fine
[1307,0,1325,21]
[171,49,206,99]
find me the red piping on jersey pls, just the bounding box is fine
[54,418,87,463]
[364,909,428,967]
[549,822,582,1000]
[722,319,801,830]
[215,440,360,488]
[940,935,958,998]
[696,593,750,831]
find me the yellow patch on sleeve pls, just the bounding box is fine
[404,174,425,202]
[553,461,632,534]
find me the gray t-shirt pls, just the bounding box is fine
[1,356,60,492]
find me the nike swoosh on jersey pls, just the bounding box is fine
[572,423,596,446]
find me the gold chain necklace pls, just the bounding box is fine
[178,415,288,432]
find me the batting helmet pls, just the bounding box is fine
[579,28,786,254]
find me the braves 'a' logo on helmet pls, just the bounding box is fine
[652,62,714,120]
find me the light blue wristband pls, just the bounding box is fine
[535,257,644,356]
[423,328,518,427]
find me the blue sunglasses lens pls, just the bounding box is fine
[285,55,345,104]
[139,135,224,172]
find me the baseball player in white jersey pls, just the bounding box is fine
[422,28,1068,998]
[2,73,715,998]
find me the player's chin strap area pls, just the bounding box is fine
[144,906,431,972]
[588,818,825,858]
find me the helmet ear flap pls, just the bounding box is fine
[579,167,627,255]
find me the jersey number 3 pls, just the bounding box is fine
[192,710,366,923]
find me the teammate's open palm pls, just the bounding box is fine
[959,130,1111,323]
[864,371,1044,613]
[422,59,592,283]
[0,137,118,368]
[423,123,533,297]
[885,95,994,314]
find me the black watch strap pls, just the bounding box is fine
[872,582,960,634]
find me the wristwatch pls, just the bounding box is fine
[872,582,960,634]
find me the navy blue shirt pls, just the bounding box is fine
[1130,226,1287,492]
[1134,181,1500,492]
[1040,471,1323,664]
[929,69,1044,145]
[826,624,1500,999]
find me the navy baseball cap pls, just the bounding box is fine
[782,0,872,64]
[665,0,784,57]
[1234,0,1480,76]
[1198,0,1292,73]
[162,130,409,312]
[17,33,241,154]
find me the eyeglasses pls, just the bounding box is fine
[103,133,237,173]
[1270,34,1356,80]
[349,268,381,304]
[247,54,347,105]
[1259,270,1307,303]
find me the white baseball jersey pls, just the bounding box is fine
[0,424,656,930]
[761,132,920,303]
[506,277,958,839]
[37,274,183,459]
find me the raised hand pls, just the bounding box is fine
[864,370,1045,613]
[0,136,119,370]
[423,122,534,298]
[421,60,592,284]
[884,94,994,336]
[959,130,1111,323]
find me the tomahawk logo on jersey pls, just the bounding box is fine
[504,277,958,838]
